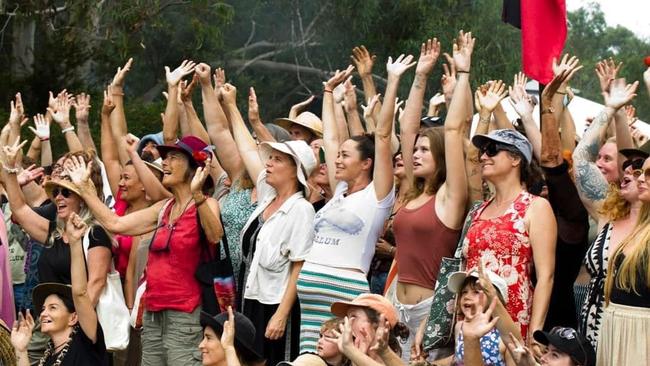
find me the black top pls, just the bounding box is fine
[33,201,57,221]
[609,254,650,308]
[43,324,109,366]
[38,222,111,285]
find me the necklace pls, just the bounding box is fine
[169,197,193,225]
[38,326,77,366]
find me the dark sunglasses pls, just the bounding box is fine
[480,142,516,158]
[52,187,73,198]
[622,158,645,171]
[549,327,587,364]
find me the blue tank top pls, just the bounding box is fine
[454,325,506,366]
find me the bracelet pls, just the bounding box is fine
[556,91,567,95]
[40,137,50,142]
[61,126,75,134]
[457,70,470,74]
[3,165,19,174]
[323,89,333,94]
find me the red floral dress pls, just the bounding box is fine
[462,191,535,340]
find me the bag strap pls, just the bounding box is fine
[195,203,231,261]
[452,200,483,259]
[81,225,117,272]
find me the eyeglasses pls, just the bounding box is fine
[549,327,587,364]
[52,187,73,198]
[480,142,516,158]
[622,158,645,171]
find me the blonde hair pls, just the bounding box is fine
[599,183,631,221]
[604,203,650,303]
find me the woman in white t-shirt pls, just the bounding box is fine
[296,55,416,353]
[222,83,317,365]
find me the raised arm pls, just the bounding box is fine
[221,83,264,183]
[109,58,134,164]
[28,114,53,168]
[180,75,211,144]
[439,31,473,228]
[351,45,379,103]
[572,78,638,218]
[343,77,365,137]
[322,66,355,192]
[48,92,83,153]
[73,93,97,153]
[247,87,275,143]
[67,214,99,343]
[99,89,122,198]
[190,158,223,244]
[0,138,50,243]
[375,54,416,200]
[288,95,315,120]
[125,134,171,201]
[163,60,197,144]
[509,80,541,162]
[401,38,441,185]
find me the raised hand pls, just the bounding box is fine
[329,316,355,353]
[248,87,261,122]
[603,78,639,110]
[220,307,236,349]
[165,60,197,86]
[476,80,508,113]
[9,92,26,126]
[513,72,528,89]
[505,332,538,366]
[452,30,475,73]
[180,74,198,102]
[194,63,212,85]
[324,65,355,92]
[111,58,134,87]
[220,83,237,105]
[190,157,211,195]
[11,310,35,352]
[124,133,140,155]
[386,54,416,78]
[415,38,441,76]
[102,88,116,116]
[595,58,622,93]
[73,93,91,123]
[289,95,315,119]
[47,96,72,128]
[64,156,96,195]
[214,68,226,91]
[369,314,390,354]
[2,138,28,169]
[65,212,88,243]
[542,63,583,102]
[477,260,498,301]
[361,93,381,127]
[441,53,457,99]
[461,295,499,340]
[509,85,534,118]
[350,45,376,77]
[624,105,637,124]
[430,92,446,107]
[17,164,45,186]
[29,114,51,141]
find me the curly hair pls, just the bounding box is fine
[599,183,631,221]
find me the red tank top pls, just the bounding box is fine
[112,190,132,279]
[393,195,460,289]
[144,199,202,313]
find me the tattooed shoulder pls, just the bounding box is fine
[574,161,607,201]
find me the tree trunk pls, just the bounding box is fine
[11,16,35,79]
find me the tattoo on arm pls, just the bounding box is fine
[574,160,608,202]
[574,109,611,163]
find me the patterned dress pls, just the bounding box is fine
[579,222,611,350]
[462,191,535,340]
[454,325,506,366]
[219,187,257,291]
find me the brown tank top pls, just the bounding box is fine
[393,195,460,289]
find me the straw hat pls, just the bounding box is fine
[44,178,83,200]
[274,112,323,137]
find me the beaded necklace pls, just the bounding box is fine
[38,326,77,366]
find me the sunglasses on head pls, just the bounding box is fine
[480,142,516,157]
[52,187,73,198]
[622,158,645,171]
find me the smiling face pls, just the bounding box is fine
[540,345,576,366]
[636,158,650,202]
[162,151,192,187]
[40,294,77,335]
[54,187,82,221]
[479,144,521,182]
[198,326,227,366]
[335,139,371,183]
[265,149,298,190]
[596,142,619,183]
[458,279,484,319]
[619,165,641,202]
[413,136,436,178]
[289,124,315,142]
[119,164,145,202]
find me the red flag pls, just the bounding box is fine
[521,0,567,84]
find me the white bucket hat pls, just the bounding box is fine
[259,140,317,196]
[447,268,509,303]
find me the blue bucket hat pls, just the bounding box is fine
[137,132,164,156]
[472,129,533,164]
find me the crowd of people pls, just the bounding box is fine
[0,29,649,366]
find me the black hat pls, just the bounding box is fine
[32,283,74,314]
[533,328,596,366]
[200,311,263,362]
[620,140,650,159]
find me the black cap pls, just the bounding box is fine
[620,140,650,159]
[533,328,596,366]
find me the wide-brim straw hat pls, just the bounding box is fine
[44,178,83,200]
[274,111,323,137]
[259,140,317,197]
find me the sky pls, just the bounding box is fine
[566,0,650,40]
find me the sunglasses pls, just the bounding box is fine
[52,187,73,198]
[480,142,516,158]
[549,327,587,364]
[630,168,650,179]
[622,158,645,171]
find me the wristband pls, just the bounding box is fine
[40,137,50,142]
[61,126,75,134]
[3,165,19,174]
[456,70,470,74]
[556,91,567,95]
[323,89,333,94]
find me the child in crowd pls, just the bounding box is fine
[316,318,350,366]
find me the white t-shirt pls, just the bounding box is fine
[306,181,395,274]
[241,171,315,304]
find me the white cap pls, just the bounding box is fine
[447,268,508,303]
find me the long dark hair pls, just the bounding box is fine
[361,308,409,356]
[405,127,446,202]
[350,134,375,180]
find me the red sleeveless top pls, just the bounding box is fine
[393,195,460,289]
[144,199,202,313]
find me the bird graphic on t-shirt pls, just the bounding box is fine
[314,206,364,235]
